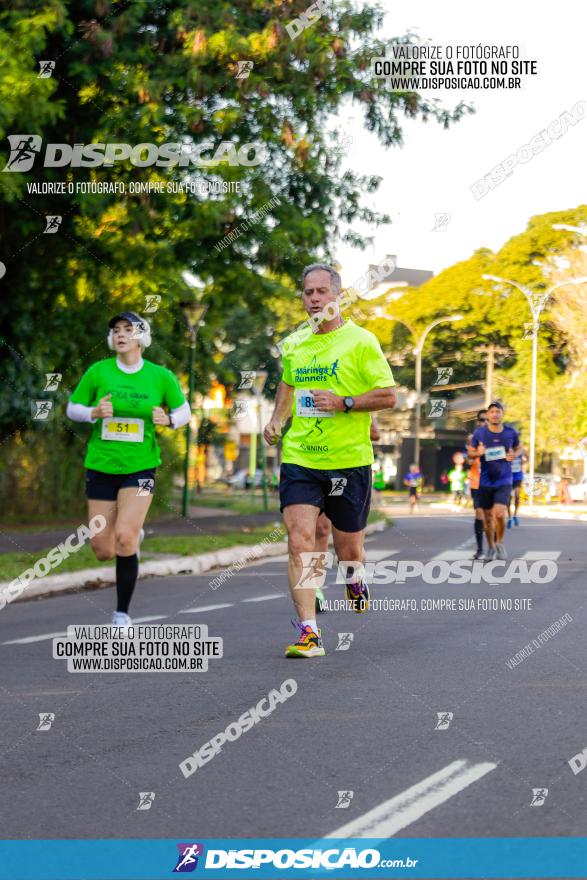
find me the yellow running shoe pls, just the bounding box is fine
[285,620,325,658]
[345,579,370,613]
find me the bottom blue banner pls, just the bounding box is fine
[2,838,587,879]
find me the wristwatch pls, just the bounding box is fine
[168,414,175,429]
[343,397,354,413]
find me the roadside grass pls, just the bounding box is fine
[0,525,284,583]
[0,510,389,583]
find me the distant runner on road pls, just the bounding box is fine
[263,264,396,658]
[67,311,191,630]
[467,409,487,559]
[448,453,467,506]
[508,445,525,528]
[403,464,422,513]
[468,401,520,561]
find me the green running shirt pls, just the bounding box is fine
[70,358,185,473]
[280,319,395,469]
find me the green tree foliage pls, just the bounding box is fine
[0,0,470,429]
[358,206,587,451]
[0,0,470,515]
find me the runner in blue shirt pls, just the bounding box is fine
[467,401,520,561]
[508,446,526,528]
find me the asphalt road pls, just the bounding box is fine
[1,513,585,843]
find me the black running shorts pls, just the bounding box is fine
[476,484,511,509]
[279,463,372,532]
[86,468,157,501]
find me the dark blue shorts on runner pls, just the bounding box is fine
[279,463,371,532]
[476,484,512,509]
[86,468,157,501]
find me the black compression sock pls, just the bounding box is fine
[474,519,484,552]
[116,554,139,613]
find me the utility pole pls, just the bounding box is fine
[485,343,494,407]
[472,344,510,406]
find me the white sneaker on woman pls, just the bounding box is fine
[112,611,133,633]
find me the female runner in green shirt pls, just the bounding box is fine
[67,311,191,629]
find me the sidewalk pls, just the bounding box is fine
[378,497,587,522]
[2,518,388,603]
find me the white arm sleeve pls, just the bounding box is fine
[170,401,191,429]
[66,401,97,423]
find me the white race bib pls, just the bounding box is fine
[511,458,522,473]
[485,445,506,461]
[295,388,335,418]
[101,417,145,442]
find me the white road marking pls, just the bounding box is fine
[132,615,169,622]
[520,551,561,560]
[432,547,561,562]
[178,603,233,614]
[2,630,66,645]
[255,553,289,564]
[326,759,496,838]
[242,594,286,603]
[366,549,400,561]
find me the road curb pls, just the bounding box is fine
[5,519,388,603]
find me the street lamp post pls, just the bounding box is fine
[179,300,208,518]
[377,310,463,467]
[252,370,269,512]
[482,273,587,509]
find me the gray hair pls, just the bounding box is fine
[302,263,342,293]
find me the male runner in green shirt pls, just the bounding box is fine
[263,264,396,657]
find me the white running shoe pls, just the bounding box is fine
[112,611,133,633]
[485,546,497,561]
[496,543,507,560]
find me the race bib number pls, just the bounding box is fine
[485,445,506,461]
[511,458,522,473]
[101,417,145,442]
[295,388,334,418]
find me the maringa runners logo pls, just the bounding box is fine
[294,354,340,384]
[2,135,263,171]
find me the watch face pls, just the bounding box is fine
[344,397,354,409]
